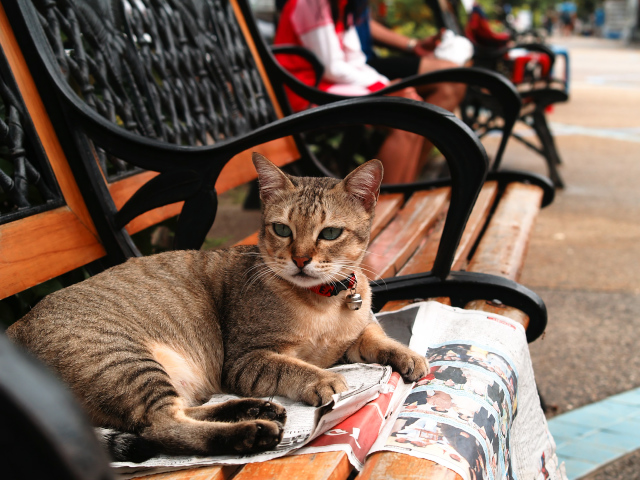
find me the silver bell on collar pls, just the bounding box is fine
[346,288,362,310]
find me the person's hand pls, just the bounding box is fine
[413,28,445,56]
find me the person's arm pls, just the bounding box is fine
[369,19,417,52]
[369,19,443,57]
[300,23,388,88]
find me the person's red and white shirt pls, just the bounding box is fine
[274,0,388,111]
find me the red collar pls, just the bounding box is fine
[307,273,357,297]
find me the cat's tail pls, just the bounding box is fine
[96,428,158,463]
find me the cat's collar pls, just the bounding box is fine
[307,273,357,297]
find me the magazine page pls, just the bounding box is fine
[294,371,412,470]
[369,301,566,480]
[112,363,390,479]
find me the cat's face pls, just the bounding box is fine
[253,153,383,288]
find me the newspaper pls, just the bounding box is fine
[112,363,391,479]
[294,302,566,480]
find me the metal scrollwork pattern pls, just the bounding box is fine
[34,0,277,182]
[0,69,62,224]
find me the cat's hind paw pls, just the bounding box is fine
[236,399,287,424]
[229,420,285,453]
[186,398,287,425]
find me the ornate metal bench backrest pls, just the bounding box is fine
[0,49,63,225]
[33,0,277,182]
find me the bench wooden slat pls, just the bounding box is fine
[467,183,544,281]
[370,193,404,240]
[235,231,261,247]
[396,181,498,276]
[232,451,351,480]
[378,183,497,312]
[362,189,450,280]
[357,452,463,480]
[229,0,287,120]
[465,299,530,330]
[142,465,237,480]
[216,140,301,194]
[0,208,106,299]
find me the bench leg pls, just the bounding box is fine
[530,109,565,188]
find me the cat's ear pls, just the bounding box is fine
[342,159,383,211]
[252,152,295,202]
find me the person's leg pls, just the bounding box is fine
[412,58,469,174]
[376,86,425,184]
[365,57,468,183]
[376,128,424,184]
[416,57,467,111]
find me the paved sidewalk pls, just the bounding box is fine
[490,36,640,479]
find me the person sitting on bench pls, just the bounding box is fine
[274,0,471,183]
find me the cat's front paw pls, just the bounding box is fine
[379,346,428,382]
[301,371,349,407]
[229,420,285,453]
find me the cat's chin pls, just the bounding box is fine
[285,272,325,289]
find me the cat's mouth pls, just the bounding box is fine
[293,271,314,279]
[288,270,324,288]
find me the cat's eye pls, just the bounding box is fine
[273,223,292,237]
[319,227,343,240]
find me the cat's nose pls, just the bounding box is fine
[292,256,311,269]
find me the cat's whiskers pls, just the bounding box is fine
[358,247,384,258]
[332,258,376,279]
[239,250,263,256]
[243,262,280,292]
[331,259,387,288]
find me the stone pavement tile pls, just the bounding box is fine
[549,419,597,439]
[554,407,621,429]
[583,429,640,451]
[550,391,640,478]
[562,458,599,480]
[582,401,640,420]
[602,419,640,439]
[558,441,626,465]
[553,434,574,449]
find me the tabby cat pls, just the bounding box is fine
[7,153,427,460]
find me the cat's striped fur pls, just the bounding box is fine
[7,154,427,460]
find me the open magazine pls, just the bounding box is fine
[113,302,566,480]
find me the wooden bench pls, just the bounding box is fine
[0,0,553,478]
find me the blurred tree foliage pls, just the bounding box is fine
[372,0,595,35]
[370,0,439,38]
